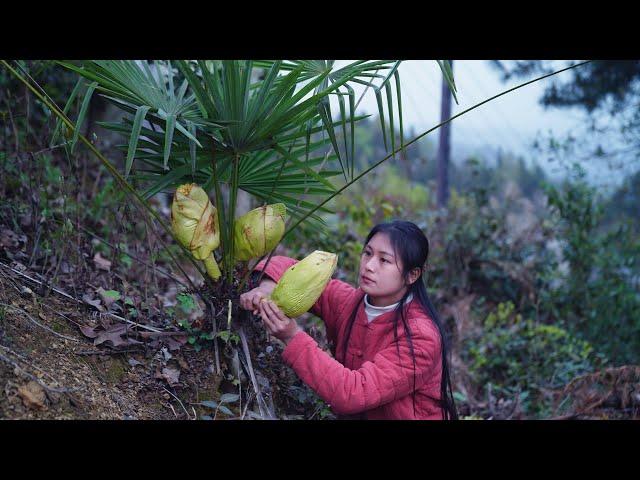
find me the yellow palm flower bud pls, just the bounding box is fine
[269,250,337,318]
[233,203,286,262]
[171,183,221,280]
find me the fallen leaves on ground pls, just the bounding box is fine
[78,323,143,348]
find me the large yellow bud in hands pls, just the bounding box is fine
[233,203,286,262]
[269,250,337,318]
[171,183,221,280]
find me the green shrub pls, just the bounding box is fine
[463,301,604,417]
[541,165,640,364]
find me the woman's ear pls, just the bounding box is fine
[407,267,421,286]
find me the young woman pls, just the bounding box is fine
[239,220,457,420]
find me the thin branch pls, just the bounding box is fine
[238,325,275,419]
[0,344,69,387]
[161,386,192,420]
[0,303,80,343]
[241,390,255,420]
[73,348,144,356]
[0,261,163,333]
[0,349,78,394]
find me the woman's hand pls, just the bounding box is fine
[239,279,276,314]
[258,299,302,345]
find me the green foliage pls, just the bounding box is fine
[427,169,553,308]
[101,290,121,301]
[173,292,211,352]
[495,60,640,188]
[603,169,640,233]
[215,330,240,345]
[177,291,197,312]
[197,394,239,419]
[463,301,603,417]
[285,384,337,420]
[0,61,79,136]
[172,292,239,351]
[88,177,126,227]
[55,60,417,244]
[540,166,640,363]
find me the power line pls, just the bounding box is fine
[456,61,529,157]
[464,61,537,153]
[403,62,520,182]
[404,62,499,158]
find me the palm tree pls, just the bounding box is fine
[53,60,456,286]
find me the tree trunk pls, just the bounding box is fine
[437,61,454,209]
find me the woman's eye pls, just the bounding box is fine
[380,258,387,263]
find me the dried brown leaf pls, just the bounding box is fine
[165,336,187,352]
[160,367,181,386]
[93,252,112,271]
[82,293,105,312]
[94,324,143,348]
[79,325,99,339]
[17,381,47,410]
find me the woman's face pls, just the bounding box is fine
[358,232,408,306]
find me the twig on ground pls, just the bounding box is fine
[139,331,188,339]
[505,389,521,420]
[162,386,191,420]
[28,221,42,268]
[241,391,255,420]
[0,262,163,333]
[73,349,145,356]
[308,404,323,420]
[207,300,220,375]
[238,325,275,419]
[40,302,82,328]
[0,343,68,388]
[143,215,160,295]
[0,350,78,394]
[45,239,69,299]
[0,302,79,343]
[487,383,495,419]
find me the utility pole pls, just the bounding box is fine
[437,60,453,208]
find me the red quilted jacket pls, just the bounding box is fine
[254,255,444,420]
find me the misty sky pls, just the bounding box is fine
[334,60,632,191]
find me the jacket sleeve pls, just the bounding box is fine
[253,256,356,340]
[280,325,441,415]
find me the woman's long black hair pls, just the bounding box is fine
[341,220,458,420]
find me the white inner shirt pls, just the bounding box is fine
[364,293,414,323]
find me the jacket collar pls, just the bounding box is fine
[354,288,419,330]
